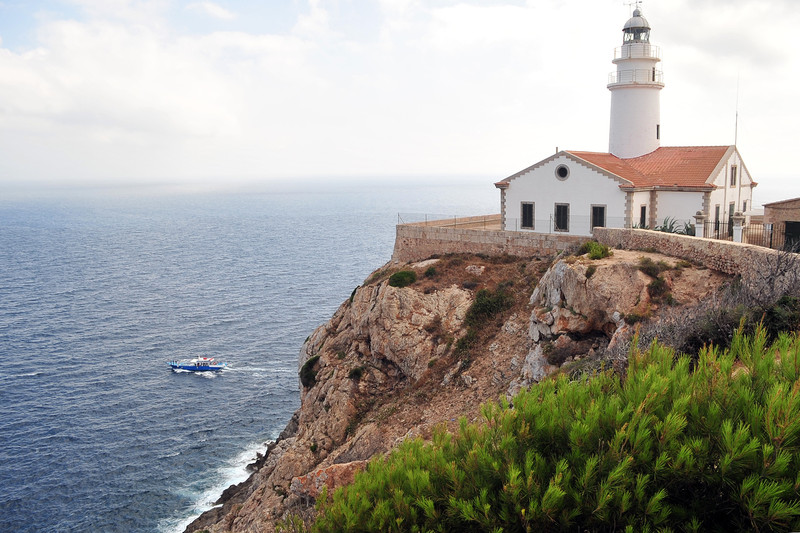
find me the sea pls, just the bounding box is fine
[0,177,497,533]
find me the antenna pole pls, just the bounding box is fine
[734,72,740,147]
[624,0,643,15]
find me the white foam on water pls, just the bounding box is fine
[6,371,43,379]
[158,439,273,533]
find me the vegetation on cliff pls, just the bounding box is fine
[629,248,800,358]
[310,326,800,532]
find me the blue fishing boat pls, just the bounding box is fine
[168,356,227,371]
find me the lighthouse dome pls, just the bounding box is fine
[622,7,650,43]
[623,9,650,31]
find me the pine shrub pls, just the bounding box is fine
[647,276,669,300]
[299,355,320,388]
[388,270,417,288]
[348,366,364,380]
[464,286,513,328]
[639,256,671,278]
[578,240,612,260]
[313,327,800,532]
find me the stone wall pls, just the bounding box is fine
[593,227,788,280]
[393,220,794,283]
[392,222,584,263]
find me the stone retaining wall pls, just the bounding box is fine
[393,220,794,284]
[392,222,584,262]
[593,227,788,281]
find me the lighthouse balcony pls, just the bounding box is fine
[613,44,661,61]
[608,68,664,87]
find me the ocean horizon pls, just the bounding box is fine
[0,177,497,532]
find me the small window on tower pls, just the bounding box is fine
[656,124,660,140]
[730,166,737,187]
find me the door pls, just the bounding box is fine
[785,221,800,251]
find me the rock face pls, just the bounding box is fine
[186,250,730,533]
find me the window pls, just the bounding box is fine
[743,200,748,213]
[521,202,534,229]
[656,124,660,140]
[591,205,606,229]
[554,203,569,232]
[730,165,737,187]
[555,165,570,180]
[714,204,720,232]
[639,205,647,228]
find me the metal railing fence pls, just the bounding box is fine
[397,213,501,230]
[396,214,798,252]
[608,68,664,85]
[699,222,791,250]
[504,215,627,235]
[613,44,661,60]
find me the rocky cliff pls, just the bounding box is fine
[186,248,729,533]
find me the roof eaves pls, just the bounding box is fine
[732,146,757,188]
[763,197,800,207]
[565,151,635,187]
[704,145,735,186]
[497,151,565,186]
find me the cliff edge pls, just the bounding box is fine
[187,248,729,532]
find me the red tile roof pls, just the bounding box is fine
[568,146,732,189]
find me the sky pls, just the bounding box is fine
[0,0,798,205]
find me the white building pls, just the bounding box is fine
[495,6,756,236]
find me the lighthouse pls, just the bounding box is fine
[495,3,756,237]
[608,5,664,159]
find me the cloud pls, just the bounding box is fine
[186,1,236,20]
[292,0,337,40]
[61,0,171,24]
[0,0,798,199]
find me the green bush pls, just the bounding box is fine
[313,327,800,533]
[578,240,612,260]
[585,265,597,279]
[625,311,649,324]
[647,276,669,299]
[763,296,800,341]
[654,216,679,233]
[299,355,320,388]
[388,270,417,288]
[680,297,800,356]
[464,287,513,328]
[453,329,477,357]
[348,366,364,380]
[639,256,670,278]
[424,266,437,278]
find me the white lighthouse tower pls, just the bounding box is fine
[608,4,664,159]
